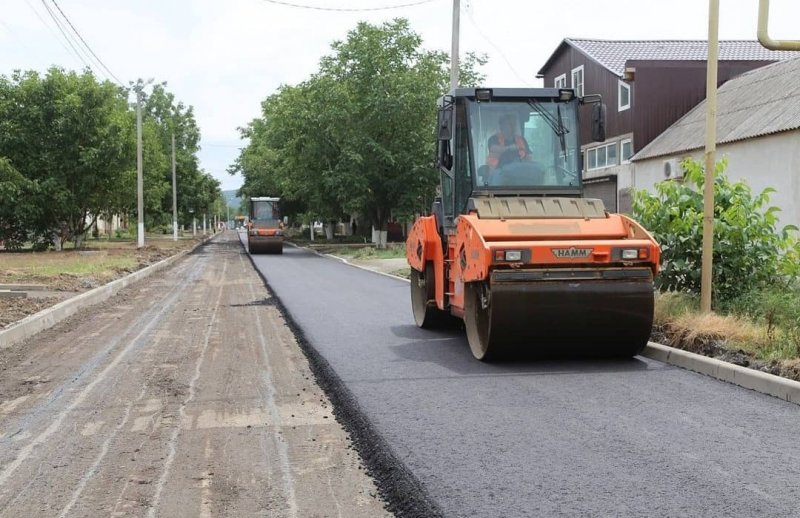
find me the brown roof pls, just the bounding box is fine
[537,38,797,77]
[633,57,800,161]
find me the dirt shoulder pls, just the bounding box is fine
[0,235,208,329]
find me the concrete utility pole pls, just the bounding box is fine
[136,94,144,249]
[700,0,719,313]
[172,133,178,241]
[450,0,460,92]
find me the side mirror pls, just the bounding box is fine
[437,106,453,141]
[591,103,607,142]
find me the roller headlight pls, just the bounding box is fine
[494,249,524,262]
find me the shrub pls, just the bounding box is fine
[727,286,800,356]
[633,157,798,306]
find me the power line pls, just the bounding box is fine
[23,0,81,66]
[465,8,531,86]
[259,0,435,12]
[49,0,124,86]
[38,0,96,73]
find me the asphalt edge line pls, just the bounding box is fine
[642,342,800,405]
[0,234,217,349]
[240,235,445,518]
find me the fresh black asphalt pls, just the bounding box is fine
[244,237,800,518]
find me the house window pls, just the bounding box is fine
[618,80,631,111]
[621,139,633,162]
[586,142,619,170]
[554,74,566,89]
[571,66,584,97]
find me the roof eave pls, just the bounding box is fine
[537,38,571,77]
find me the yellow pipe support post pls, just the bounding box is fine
[758,0,800,51]
[701,0,719,314]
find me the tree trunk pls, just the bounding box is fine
[371,207,388,248]
[325,221,335,240]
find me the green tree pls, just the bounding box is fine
[0,68,133,248]
[232,19,485,241]
[632,157,799,306]
[0,157,35,249]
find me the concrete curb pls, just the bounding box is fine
[0,234,217,349]
[323,253,410,282]
[642,342,800,405]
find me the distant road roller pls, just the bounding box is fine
[406,88,660,360]
[248,197,283,254]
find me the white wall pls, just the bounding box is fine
[632,130,800,228]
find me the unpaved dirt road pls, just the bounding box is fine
[0,231,390,517]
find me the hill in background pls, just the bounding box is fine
[222,190,241,209]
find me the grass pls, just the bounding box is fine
[347,244,406,260]
[0,233,204,290]
[391,267,411,279]
[1,253,137,280]
[654,290,800,365]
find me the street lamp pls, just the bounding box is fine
[131,78,154,249]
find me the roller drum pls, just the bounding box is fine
[464,268,654,360]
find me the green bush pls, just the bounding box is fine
[727,286,800,356]
[633,157,798,306]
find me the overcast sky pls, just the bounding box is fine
[2,0,799,192]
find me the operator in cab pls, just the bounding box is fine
[486,113,532,170]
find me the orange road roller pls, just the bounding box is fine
[406,88,660,360]
[248,197,284,254]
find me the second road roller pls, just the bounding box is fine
[406,87,660,360]
[248,196,284,254]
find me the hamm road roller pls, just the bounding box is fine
[406,88,660,360]
[248,197,284,254]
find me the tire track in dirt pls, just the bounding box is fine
[146,255,227,517]
[0,255,207,491]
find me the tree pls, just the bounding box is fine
[232,19,485,243]
[632,157,799,306]
[0,157,35,249]
[0,68,133,248]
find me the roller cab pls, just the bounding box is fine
[406,88,660,360]
[248,197,284,254]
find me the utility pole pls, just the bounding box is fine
[172,133,178,241]
[136,93,144,249]
[450,0,460,92]
[700,0,719,313]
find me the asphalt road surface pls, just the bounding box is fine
[0,232,389,517]
[248,237,800,518]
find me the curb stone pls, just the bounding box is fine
[641,342,800,406]
[0,234,217,349]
